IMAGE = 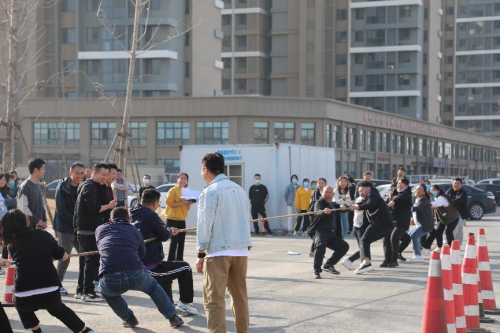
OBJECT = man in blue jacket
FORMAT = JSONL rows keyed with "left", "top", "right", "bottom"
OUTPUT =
{"left": 54, "top": 162, "right": 85, "bottom": 296}
{"left": 131, "top": 189, "right": 198, "bottom": 316}
{"left": 97, "top": 207, "right": 184, "bottom": 328}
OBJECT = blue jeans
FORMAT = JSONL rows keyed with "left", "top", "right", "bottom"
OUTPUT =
{"left": 340, "top": 212, "right": 349, "bottom": 239}
{"left": 408, "top": 226, "right": 428, "bottom": 256}
{"left": 99, "top": 269, "right": 176, "bottom": 321}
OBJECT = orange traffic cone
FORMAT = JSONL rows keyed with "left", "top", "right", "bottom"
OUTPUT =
{"left": 462, "top": 234, "right": 481, "bottom": 331}
{"left": 451, "top": 241, "right": 466, "bottom": 333}
{"left": 440, "top": 245, "right": 457, "bottom": 333}
{"left": 477, "top": 228, "right": 500, "bottom": 315}
{"left": 422, "top": 250, "right": 447, "bottom": 333}
{"left": 3, "top": 254, "right": 15, "bottom": 304}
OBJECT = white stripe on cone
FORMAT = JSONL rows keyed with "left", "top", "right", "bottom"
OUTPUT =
{"left": 478, "top": 236, "right": 487, "bottom": 247}
{"left": 464, "top": 245, "right": 476, "bottom": 259}
{"left": 429, "top": 259, "right": 441, "bottom": 277}
{"left": 442, "top": 258, "right": 452, "bottom": 270}
{"left": 482, "top": 290, "right": 496, "bottom": 300}
{"left": 478, "top": 261, "right": 491, "bottom": 271}
{"left": 4, "top": 285, "right": 13, "bottom": 293}
{"left": 455, "top": 316, "right": 466, "bottom": 329}
{"left": 464, "top": 305, "right": 480, "bottom": 316}
{"left": 447, "top": 323, "right": 456, "bottom": 333}
{"left": 452, "top": 283, "right": 463, "bottom": 295}
{"left": 444, "top": 288, "right": 455, "bottom": 301}
{"left": 462, "top": 273, "right": 477, "bottom": 285}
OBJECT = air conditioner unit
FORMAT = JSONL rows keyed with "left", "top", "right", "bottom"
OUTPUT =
{"left": 437, "top": 95, "right": 442, "bottom": 102}
{"left": 438, "top": 30, "right": 443, "bottom": 37}
{"left": 387, "top": 65, "right": 395, "bottom": 69}
{"left": 437, "top": 73, "right": 442, "bottom": 80}
{"left": 438, "top": 8, "right": 443, "bottom": 16}
{"left": 437, "top": 52, "right": 443, "bottom": 59}
{"left": 437, "top": 116, "right": 442, "bottom": 123}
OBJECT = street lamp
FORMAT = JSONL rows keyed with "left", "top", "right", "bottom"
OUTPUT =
{"left": 445, "top": 154, "right": 449, "bottom": 178}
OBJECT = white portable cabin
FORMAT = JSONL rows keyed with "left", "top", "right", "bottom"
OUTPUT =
{"left": 179, "top": 144, "right": 336, "bottom": 230}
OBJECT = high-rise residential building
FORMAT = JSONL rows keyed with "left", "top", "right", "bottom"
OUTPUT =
{"left": 270, "top": 0, "right": 443, "bottom": 123}
{"left": 447, "top": 0, "right": 500, "bottom": 136}
{"left": 30, "top": 0, "right": 223, "bottom": 99}
{"left": 221, "top": 0, "right": 271, "bottom": 95}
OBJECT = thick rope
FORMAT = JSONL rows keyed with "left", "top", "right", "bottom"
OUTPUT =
{"left": 68, "top": 209, "right": 343, "bottom": 258}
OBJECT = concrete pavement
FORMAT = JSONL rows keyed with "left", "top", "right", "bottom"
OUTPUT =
{"left": 2, "top": 212, "right": 500, "bottom": 332}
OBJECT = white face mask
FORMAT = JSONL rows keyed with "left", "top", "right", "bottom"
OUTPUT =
{"left": 143, "top": 179, "right": 150, "bottom": 185}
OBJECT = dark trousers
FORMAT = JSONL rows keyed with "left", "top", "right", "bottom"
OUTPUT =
{"left": 251, "top": 204, "right": 273, "bottom": 235}
{"left": 422, "top": 218, "right": 459, "bottom": 249}
{"left": 359, "top": 224, "right": 393, "bottom": 260}
{"left": 2, "top": 246, "right": 8, "bottom": 259}
{"left": 148, "top": 261, "right": 194, "bottom": 304}
{"left": 295, "top": 210, "right": 310, "bottom": 232}
{"left": 313, "top": 230, "right": 349, "bottom": 273}
{"left": 399, "top": 233, "right": 412, "bottom": 253}
{"left": 166, "top": 219, "right": 186, "bottom": 261}
{"left": 348, "top": 225, "right": 367, "bottom": 263}
{"left": 14, "top": 289, "right": 85, "bottom": 332}
{"left": 77, "top": 234, "right": 100, "bottom": 294}
{"left": 348, "top": 211, "right": 354, "bottom": 232}
{"left": 0, "top": 303, "right": 13, "bottom": 333}
{"left": 383, "top": 226, "right": 409, "bottom": 262}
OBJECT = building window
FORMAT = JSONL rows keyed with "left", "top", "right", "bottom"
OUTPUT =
{"left": 62, "top": 28, "right": 76, "bottom": 44}
{"left": 222, "top": 79, "right": 230, "bottom": 90}
{"left": 185, "top": 62, "right": 190, "bottom": 78}
{"left": 367, "top": 131, "right": 374, "bottom": 151}
{"left": 399, "top": 6, "right": 411, "bottom": 18}
{"left": 274, "top": 122, "right": 295, "bottom": 143}
{"left": 336, "top": 54, "right": 347, "bottom": 65}
{"left": 101, "top": 59, "right": 126, "bottom": 83}
{"left": 367, "top": 7, "right": 386, "bottom": 24}
{"left": 222, "top": 15, "right": 231, "bottom": 26}
{"left": 301, "top": 123, "right": 315, "bottom": 146}
{"left": 87, "top": 27, "right": 99, "bottom": 43}
{"left": 359, "top": 129, "right": 365, "bottom": 151}
{"left": 336, "top": 76, "right": 346, "bottom": 87}
{"left": 444, "top": 104, "right": 453, "bottom": 113}
{"left": 237, "top": 36, "right": 247, "bottom": 48}
{"left": 254, "top": 122, "right": 269, "bottom": 144}
{"left": 157, "top": 122, "right": 190, "bottom": 145}
{"left": 87, "top": 0, "right": 99, "bottom": 12}
{"left": 367, "top": 29, "right": 385, "bottom": 46}
{"left": 445, "top": 56, "right": 453, "bottom": 64}
{"left": 236, "top": 79, "right": 247, "bottom": 91}
{"left": 101, "top": 26, "right": 125, "bottom": 51}
{"left": 399, "top": 28, "right": 411, "bottom": 42}
{"left": 129, "top": 122, "right": 147, "bottom": 146}
{"left": 333, "top": 125, "right": 341, "bottom": 148}
{"left": 445, "top": 23, "right": 454, "bottom": 32}
{"left": 355, "top": 9, "right": 364, "bottom": 20}
{"left": 445, "top": 72, "right": 453, "bottom": 81}
{"left": 195, "top": 121, "right": 229, "bottom": 144}
{"left": 91, "top": 122, "right": 116, "bottom": 146}
{"left": 157, "top": 159, "right": 180, "bottom": 172}
{"left": 62, "top": 0, "right": 75, "bottom": 12}
{"left": 355, "top": 31, "right": 364, "bottom": 42}
{"left": 237, "top": 14, "right": 247, "bottom": 27}
{"left": 399, "top": 51, "right": 411, "bottom": 63}
{"left": 445, "top": 7, "right": 454, "bottom": 15}
{"left": 444, "top": 88, "right": 453, "bottom": 97}
{"left": 33, "top": 122, "right": 80, "bottom": 146}
{"left": 184, "top": 32, "right": 190, "bottom": 46}
{"left": 445, "top": 40, "right": 454, "bottom": 48}
{"left": 398, "top": 97, "right": 410, "bottom": 108}
{"left": 354, "top": 54, "right": 363, "bottom": 65}
{"left": 379, "top": 132, "right": 389, "bottom": 153}
{"left": 344, "top": 127, "right": 357, "bottom": 150}
{"left": 99, "top": 0, "right": 126, "bottom": 18}
{"left": 326, "top": 124, "right": 332, "bottom": 148}
{"left": 398, "top": 74, "right": 410, "bottom": 86}
{"left": 336, "top": 32, "right": 347, "bottom": 43}
{"left": 337, "top": 9, "right": 347, "bottom": 21}
{"left": 150, "top": 0, "right": 160, "bottom": 10}
{"left": 62, "top": 60, "right": 76, "bottom": 76}
{"left": 145, "top": 59, "right": 160, "bottom": 75}
{"left": 354, "top": 76, "right": 364, "bottom": 87}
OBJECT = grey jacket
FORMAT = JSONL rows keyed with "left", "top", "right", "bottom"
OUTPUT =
{"left": 284, "top": 183, "right": 298, "bottom": 206}
{"left": 197, "top": 174, "right": 253, "bottom": 254}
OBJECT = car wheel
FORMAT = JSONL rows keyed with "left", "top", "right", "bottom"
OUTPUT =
{"left": 468, "top": 203, "right": 484, "bottom": 220}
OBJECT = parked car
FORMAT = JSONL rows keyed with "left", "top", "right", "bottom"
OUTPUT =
{"left": 355, "top": 179, "right": 391, "bottom": 188}
{"left": 476, "top": 179, "right": 500, "bottom": 186}
{"left": 415, "top": 183, "right": 497, "bottom": 220}
{"left": 377, "top": 183, "right": 418, "bottom": 201}
{"left": 127, "top": 183, "right": 176, "bottom": 208}
{"left": 474, "top": 184, "right": 500, "bottom": 206}
{"left": 43, "top": 179, "right": 62, "bottom": 199}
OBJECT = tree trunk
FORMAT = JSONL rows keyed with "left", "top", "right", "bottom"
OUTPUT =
{"left": 3, "top": 0, "right": 18, "bottom": 171}
{"left": 116, "top": 0, "right": 142, "bottom": 171}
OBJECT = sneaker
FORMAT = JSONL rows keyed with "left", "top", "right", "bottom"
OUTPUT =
{"left": 74, "top": 292, "right": 83, "bottom": 299}
{"left": 380, "top": 260, "right": 390, "bottom": 267}
{"left": 322, "top": 265, "right": 340, "bottom": 275}
{"left": 397, "top": 254, "right": 407, "bottom": 262}
{"left": 169, "top": 315, "right": 184, "bottom": 327}
{"left": 341, "top": 258, "right": 355, "bottom": 270}
{"left": 175, "top": 302, "right": 199, "bottom": 316}
{"left": 84, "top": 327, "right": 95, "bottom": 333}
{"left": 313, "top": 272, "right": 321, "bottom": 279}
{"left": 82, "top": 292, "right": 104, "bottom": 302}
{"left": 355, "top": 263, "right": 374, "bottom": 274}
{"left": 293, "top": 231, "right": 298, "bottom": 236}
{"left": 123, "top": 314, "right": 139, "bottom": 328}
{"left": 422, "top": 249, "right": 430, "bottom": 257}
{"left": 409, "top": 255, "right": 424, "bottom": 263}
{"left": 93, "top": 280, "right": 100, "bottom": 289}
{"left": 60, "top": 287, "right": 69, "bottom": 296}
{"left": 266, "top": 233, "right": 274, "bottom": 237}
{"left": 387, "top": 261, "right": 399, "bottom": 268}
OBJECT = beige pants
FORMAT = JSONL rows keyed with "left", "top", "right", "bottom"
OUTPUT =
{"left": 204, "top": 256, "right": 249, "bottom": 333}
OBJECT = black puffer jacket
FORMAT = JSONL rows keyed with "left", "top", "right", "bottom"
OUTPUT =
{"left": 73, "top": 179, "right": 104, "bottom": 233}
{"left": 387, "top": 188, "right": 412, "bottom": 229}
{"left": 358, "top": 190, "right": 393, "bottom": 228}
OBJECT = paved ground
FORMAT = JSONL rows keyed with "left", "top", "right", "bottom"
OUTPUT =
{"left": 2, "top": 211, "right": 500, "bottom": 332}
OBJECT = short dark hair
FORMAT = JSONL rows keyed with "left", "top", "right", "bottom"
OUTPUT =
{"left": 28, "top": 158, "right": 45, "bottom": 174}
{"left": 93, "top": 163, "right": 110, "bottom": 173}
{"left": 142, "top": 189, "right": 161, "bottom": 205}
{"left": 348, "top": 177, "right": 355, "bottom": 183}
{"left": 70, "top": 162, "right": 85, "bottom": 171}
{"left": 116, "top": 169, "right": 122, "bottom": 173}
{"left": 291, "top": 174, "right": 298, "bottom": 182}
{"left": 107, "top": 163, "right": 118, "bottom": 171}
{"left": 143, "top": 174, "right": 151, "bottom": 179}
{"left": 111, "top": 207, "right": 129, "bottom": 221}
{"left": 398, "top": 167, "right": 406, "bottom": 172}
{"left": 399, "top": 178, "right": 410, "bottom": 186}
{"left": 254, "top": 174, "right": 261, "bottom": 178}
{"left": 358, "top": 181, "right": 372, "bottom": 188}
{"left": 363, "top": 172, "right": 372, "bottom": 176}
{"left": 318, "top": 177, "right": 327, "bottom": 184}
{"left": 201, "top": 152, "right": 225, "bottom": 175}
{"left": 303, "top": 178, "right": 310, "bottom": 183}
{"left": 453, "top": 178, "right": 463, "bottom": 184}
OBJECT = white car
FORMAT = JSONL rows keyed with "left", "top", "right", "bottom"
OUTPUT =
{"left": 127, "top": 183, "right": 177, "bottom": 208}
{"left": 476, "top": 178, "right": 500, "bottom": 186}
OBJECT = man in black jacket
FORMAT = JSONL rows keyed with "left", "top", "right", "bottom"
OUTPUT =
{"left": 390, "top": 167, "right": 407, "bottom": 189}
{"left": 350, "top": 181, "right": 393, "bottom": 274}
{"left": 447, "top": 178, "right": 468, "bottom": 245}
{"left": 249, "top": 174, "right": 273, "bottom": 236}
{"left": 307, "top": 186, "right": 349, "bottom": 279}
{"left": 73, "top": 163, "right": 116, "bottom": 302}
{"left": 382, "top": 178, "right": 412, "bottom": 268}
{"left": 54, "top": 162, "right": 85, "bottom": 296}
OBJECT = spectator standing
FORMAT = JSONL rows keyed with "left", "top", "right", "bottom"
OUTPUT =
{"left": 165, "top": 173, "right": 194, "bottom": 261}
{"left": 249, "top": 174, "right": 273, "bottom": 236}
{"left": 54, "top": 162, "right": 85, "bottom": 296}
{"left": 333, "top": 176, "right": 353, "bottom": 239}
{"left": 139, "top": 175, "right": 155, "bottom": 201}
{"left": 84, "top": 168, "right": 92, "bottom": 181}
{"left": 0, "top": 174, "right": 10, "bottom": 274}
{"left": 294, "top": 178, "right": 314, "bottom": 236}
{"left": 112, "top": 169, "right": 128, "bottom": 208}
{"left": 17, "top": 158, "right": 47, "bottom": 229}
{"left": 73, "top": 163, "right": 116, "bottom": 302}
{"left": 100, "top": 163, "right": 117, "bottom": 223}
{"left": 391, "top": 167, "right": 407, "bottom": 189}
{"left": 196, "top": 152, "right": 252, "bottom": 333}
{"left": 7, "top": 170, "right": 19, "bottom": 201}
{"left": 446, "top": 178, "right": 468, "bottom": 245}
{"left": 283, "top": 174, "right": 299, "bottom": 235}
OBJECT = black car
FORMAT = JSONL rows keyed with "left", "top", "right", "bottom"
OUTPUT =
{"left": 43, "top": 179, "right": 62, "bottom": 199}
{"left": 474, "top": 184, "right": 500, "bottom": 206}
{"left": 430, "top": 183, "right": 497, "bottom": 220}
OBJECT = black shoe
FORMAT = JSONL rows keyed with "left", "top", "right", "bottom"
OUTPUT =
{"left": 123, "top": 314, "right": 139, "bottom": 328}
{"left": 322, "top": 265, "right": 340, "bottom": 275}
{"left": 398, "top": 254, "right": 407, "bottom": 262}
{"left": 313, "top": 272, "right": 321, "bottom": 279}
{"left": 380, "top": 260, "right": 390, "bottom": 267}
{"left": 387, "top": 261, "right": 399, "bottom": 268}
{"left": 169, "top": 315, "right": 184, "bottom": 327}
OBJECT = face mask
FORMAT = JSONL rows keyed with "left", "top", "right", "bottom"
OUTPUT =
{"left": 304, "top": 182, "right": 310, "bottom": 188}
{"left": 292, "top": 179, "right": 298, "bottom": 184}
{"left": 425, "top": 185, "right": 431, "bottom": 192}
{"left": 311, "top": 185, "right": 317, "bottom": 190}
{"left": 143, "top": 179, "right": 150, "bottom": 185}
{"left": 255, "top": 179, "right": 261, "bottom": 185}
{"left": 430, "top": 191, "right": 437, "bottom": 197}
{"left": 9, "top": 181, "right": 15, "bottom": 188}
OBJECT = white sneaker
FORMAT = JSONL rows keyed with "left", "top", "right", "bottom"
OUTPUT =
{"left": 354, "top": 263, "right": 374, "bottom": 275}
{"left": 293, "top": 231, "right": 298, "bottom": 236}
{"left": 175, "top": 302, "right": 198, "bottom": 316}
{"left": 421, "top": 249, "right": 430, "bottom": 257}
{"left": 409, "top": 255, "right": 424, "bottom": 263}
{"left": 341, "top": 258, "right": 355, "bottom": 270}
